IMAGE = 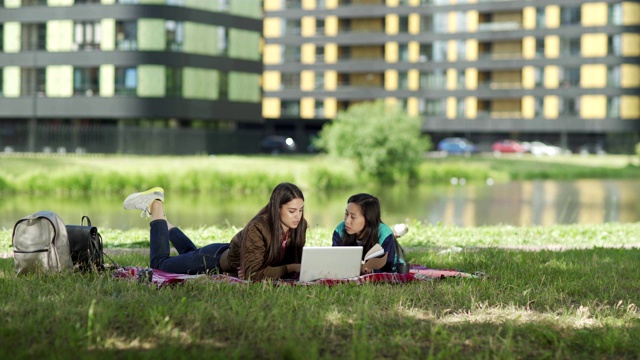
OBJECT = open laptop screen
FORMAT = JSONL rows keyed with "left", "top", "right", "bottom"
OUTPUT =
{"left": 298, "top": 246, "right": 363, "bottom": 282}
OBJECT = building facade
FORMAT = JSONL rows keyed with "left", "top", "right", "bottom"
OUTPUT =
{"left": 0, "top": 0, "right": 263, "bottom": 154}
{"left": 262, "top": 0, "right": 640, "bottom": 152}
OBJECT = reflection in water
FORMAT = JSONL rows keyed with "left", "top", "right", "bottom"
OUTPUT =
{"left": 0, "top": 180, "right": 638, "bottom": 230}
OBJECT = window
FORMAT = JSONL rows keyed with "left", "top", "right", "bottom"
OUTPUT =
{"left": 420, "top": 70, "right": 446, "bottom": 89}
{"left": 0, "top": 24, "right": 3, "bottom": 51}
{"left": 21, "top": 68, "right": 45, "bottom": 96}
{"left": 607, "top": 65, "right": 620, "bottom": 87}
{"left": 166, "top": 20, "right": 184, "bottom": 51}
{"left": 535, "top": 37, "right": 544, "bottom": 57}
{"left": 166, "top": 67, "right": 182, "bottom": 97}
{"left": 316, "top": 19, "right": 325, "bottom": 35}
{"left": 608, "top": 96, "right": 620, "bottom": 118}
{"left": 22, "top": 24, "right": 46, "bottom": 50}
{"left": 281, "top": 73, "right": 300, "bottom": 89}
{"left": 534, "top": 67, "right": 543, "bottom": 87}
{"left": 457, "top": 40, "right": 466, "bottom": 61}
{"left": 73, "top": 67, "right": 99, "bottom": 96}
{"left": 217, "top": 27, "right": 228, "bottom": 55}
{"left": 282, "top": 46, "right": 301, "bottom": 62}
{"left": 75, "top": 0, "right": 101, "bottom": 3}
{"left": 419, "top": 99, "right": 445, "bottom": 116}
{"left": 560, "top": 6, "right": 581, "bottom": 26}
{"left": 560, "top": 37, "right": 580, "bottom": 56}
{"left": 74, "top": 21, "right": 101, "bottom": 50}
{"left": 608, "top": 4, "right": 622, "bottom": 25}
{"left": 559, "top": 67, "right": 580, "bottom": 87}
{"left": 118, "top": 0, "right": 139, "bottom": 3}
{"left": 399, "top": 44, "right": 409, "bottom": 62}
{"left": 434, "top": 12, "right": 448, "bottom": 33}
{"left": 218, "top": 71, "right": 228, "bottom": 100}
{"left": 217, "top": 0, "right": 229, "bottom": 11}
{"left": 608, "top": 35, "right": 621, "bottom": 56}
{"left": 315, "top": 46, "right": 324, "bottom": 62}
{"left": 314, "top": 100, "right": 324, "bottom": 117}
{"left": 535, "top": 7, "right": 546, "bottom": 28}
{"left": 283, "top": 19, "right": 301, "bottom": 35}
{"left": 419, "top": 43, "right": 431, "bottom": 61}
{"left": 421, "top": 15, "right": 434, "bottom": 32}
{"left": 534, "top": 97, "right": 543, "bottom": 117}
{"left": 116, "top": 21, "right": 137, "bottom": 50}
{"left": 167, "top": 0, "right": 185, "bottom": 5}
{"left": 315, "top": 72, "right": 324, "bottom": 89}
{"left": 399, "top": 16, "right": 409, "bottom": 33}
{"left": 398, "top": 71, "right": 409, "bottom": 90}
{"left": 457, "top": 98, "right": 466, "bottom": 118}
{"left": 456, "top": 12, "right": 466, "bottom": 32}
{"left": 115, "top": 67, "right": 137, "bottom": 95}
{"left": 281, "top": 101, "right": 300, "bottom": 116}
{"left": 559, "top": 97, "right": 579, "bottom": 116}
{"left": 433, "top": 41, "right": 447, "bottom": 61}
{"left": 457, "top": 69, "right": 465, "bottom": 89}
{"left": 0, "top": 69, "right": 3, "bottom": 96}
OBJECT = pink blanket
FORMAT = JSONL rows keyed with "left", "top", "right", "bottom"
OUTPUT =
{"left": 114, "top": 265, "right": 480, "bottom": 288}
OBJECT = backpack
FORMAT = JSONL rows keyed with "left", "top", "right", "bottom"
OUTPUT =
{"left": 12, "top": 211, "right": 73, "bottom": 275}
{"left": 66, "top": 216, "right": 105, "bottom": 272}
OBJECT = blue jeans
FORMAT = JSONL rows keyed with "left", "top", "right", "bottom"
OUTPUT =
{"left": 150, "top": 219, "right": 229, "bottom": 274}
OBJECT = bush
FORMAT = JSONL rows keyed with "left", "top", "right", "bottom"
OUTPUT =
{"left": 316, "top": 100, "right": 430, "bottom": 184}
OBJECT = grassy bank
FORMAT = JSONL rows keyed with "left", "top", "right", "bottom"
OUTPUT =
{"left": 1, "top": 223, "right": 639, "bottom": 359}
{"left": 0, "top": 153, "right": 639, "bottom": 195}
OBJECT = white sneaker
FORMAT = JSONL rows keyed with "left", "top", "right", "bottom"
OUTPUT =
{"left": 393, "top": 223, "right": 409, "bottom": 238}
{"left": 123, "top": 187, "right": 165, "bottom": 218}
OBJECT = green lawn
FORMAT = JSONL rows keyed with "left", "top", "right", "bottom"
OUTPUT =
{"left": 1, "top": 223, "right": 639, "bottom": 359}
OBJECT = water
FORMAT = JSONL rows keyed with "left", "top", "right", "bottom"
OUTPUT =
{"left": 1, "top": 179, "right": 638, "bottom": 230}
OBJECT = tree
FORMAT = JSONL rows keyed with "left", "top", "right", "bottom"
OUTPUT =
{"left": 316, "top": 100, "right": 430, "bottom": 184}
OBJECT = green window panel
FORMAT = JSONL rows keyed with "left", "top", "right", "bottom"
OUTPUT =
{"left": 47, "top": 20, "right": 73, "bottom": 52}
{"left": 183, "top": 22, "right": 216, "bottom": 55}
{"left": 230, "top": 0, "right": 261, "bottom": 19}
{"left": 184, "top": 0, "right": 216, "bottom": 12}
{"left": 229, "top": 72, "right": 259, "bottom": 102}
{"left": 138, "top": 19, "right": 165, "bottom": 51}
{"left": 229, "top": 29, "right": 260, "bottom": 60}
{"left": 3, "top": 22, "right": 21, "bottom": 53}
{"left": 138, "top": 65, "right": 165, "bottom": 97}
{"left": 99, "top": 65, "right": 115, "bottom": 97}
{"left": 183, "top": 67, "right": 216, "bottom": 100}
{"left": 3, "top": 67, "right": 21, "bottom": 97}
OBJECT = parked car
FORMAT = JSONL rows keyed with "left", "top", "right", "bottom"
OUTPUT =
{"left": 492, "top": 139, "right": 526, "bottom": 154}
{"left": 260, "top": 136, "right": 297, "bottom": 154}
{"left": 437, "top": 137, "right": 478, "bottom": 155}
{"left": 524, "top": 141, "right": 563, "bottom": 156}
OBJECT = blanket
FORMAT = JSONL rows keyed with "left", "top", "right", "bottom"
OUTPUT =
{"left": 114, "top": 264, "right": 482, "bottom": 288}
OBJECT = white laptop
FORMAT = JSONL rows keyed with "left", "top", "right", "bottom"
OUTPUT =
{"left": 298, "top": 246, "right": 363, "bottom": 282}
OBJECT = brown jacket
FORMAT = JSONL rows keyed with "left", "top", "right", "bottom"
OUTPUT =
{"left": 227, "top": 215, "right": 307, "bottom": 281}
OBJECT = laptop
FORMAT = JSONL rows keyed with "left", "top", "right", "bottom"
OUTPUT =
{"left": 298, "top": 246, "right": 363, "bottom": 282}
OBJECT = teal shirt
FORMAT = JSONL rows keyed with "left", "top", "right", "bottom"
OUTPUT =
{"left": 332, "top": 221, "right": 404, "bottom": 272}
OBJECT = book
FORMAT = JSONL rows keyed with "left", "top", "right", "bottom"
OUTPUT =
{"left": 362, "top": 244, "right": 385, "bottom": 263}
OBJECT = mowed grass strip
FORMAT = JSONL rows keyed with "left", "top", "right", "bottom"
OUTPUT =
{"left": 0, "top": 223, "right": 639, "bottom": 359}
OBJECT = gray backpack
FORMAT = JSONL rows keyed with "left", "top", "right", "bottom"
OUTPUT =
{"left": 12, "top": 211, "right": 73, "bottom": 275}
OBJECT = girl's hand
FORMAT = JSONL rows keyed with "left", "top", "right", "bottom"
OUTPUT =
{"left": 361, "top": 264, "right": 372, "bottom": 275}
{"left": 286, "top": 264, "right": 301, "bottom": 273}
{"left": 237, "top": 267, "right": 244, "bottom": 280}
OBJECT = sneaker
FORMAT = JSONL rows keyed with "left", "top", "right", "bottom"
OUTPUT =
{"left": 393, "top": 223, "right": 409, "bottom": 238}
{"left": 123, "top": 187, "right": 165, "bottom": 218}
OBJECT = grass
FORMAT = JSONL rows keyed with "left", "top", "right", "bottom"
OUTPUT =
{"left": 0, "top": 153, "right": 639, "bottom": 195}
{"left": 1, "top": 223, "right": 639, "bottom": 359}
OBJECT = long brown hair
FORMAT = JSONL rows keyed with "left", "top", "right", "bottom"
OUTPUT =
{"left": 339, "top": 193, "right": 381, "bottom": 255}
{"left": 253, "top": 182, "right": 306, "bottom": 264}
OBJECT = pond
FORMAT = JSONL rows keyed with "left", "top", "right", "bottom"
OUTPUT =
{"left": 1, "top": 179, "right": 638, "bottom": 231}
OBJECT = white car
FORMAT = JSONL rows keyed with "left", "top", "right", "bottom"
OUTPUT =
{"left": 526, "top": 141, "right": 563, "bottom": 156}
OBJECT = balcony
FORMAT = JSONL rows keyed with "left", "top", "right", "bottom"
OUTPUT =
{"left": 477, "top": 22, "right": 521, "bottom": 32}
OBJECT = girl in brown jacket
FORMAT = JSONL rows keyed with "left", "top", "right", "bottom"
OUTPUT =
{"left": 123, "top": 182, "right": 307, "bottom": 281}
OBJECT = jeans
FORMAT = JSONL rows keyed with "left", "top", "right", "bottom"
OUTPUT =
{"left": 150, "top": 219, "right": 229, "bottom": 274}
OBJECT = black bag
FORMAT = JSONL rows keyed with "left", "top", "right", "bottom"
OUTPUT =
{"left": 66, "top": 216, "right": 104, "bottom": 271}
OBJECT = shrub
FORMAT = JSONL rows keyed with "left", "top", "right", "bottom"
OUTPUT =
{"left": 316, "top": 100, "right": 430, "bottom": 184}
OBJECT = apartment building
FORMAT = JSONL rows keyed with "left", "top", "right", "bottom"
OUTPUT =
{"left": 262, "top": 0, "right": 640, "bottom": 152}
{"left": 0, "top": 0, "right": 262, "bottom": 154}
